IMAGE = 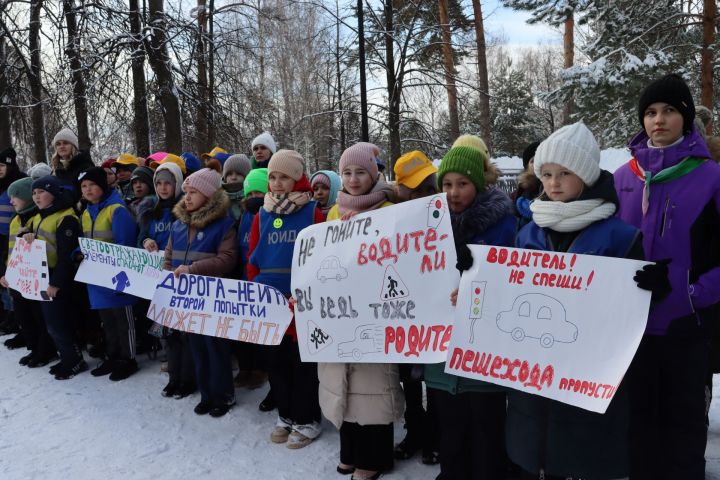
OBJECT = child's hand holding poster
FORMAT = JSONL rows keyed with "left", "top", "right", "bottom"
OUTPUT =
{"left": 291, "top": 194, "right": 458, "bottom": 363}
{"left": 445, "top": 245, "right": 651, "bottom": 413}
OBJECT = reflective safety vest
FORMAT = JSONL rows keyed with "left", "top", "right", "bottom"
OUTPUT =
{"left": 0, "top": 191, "right": 15, "bottom": 237}
{"left": 7, "top": 214, "right": 23, "bottom": 263}
{"left": 32, "top": 208, "right": 79, "bottom": 268}
{"left": 81, "top": 204, "right": 123, "bottom": 243}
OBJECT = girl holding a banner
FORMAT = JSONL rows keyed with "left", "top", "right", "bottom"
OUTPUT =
{"left": 424, "top": 142, "right": 517, "bottom": 480}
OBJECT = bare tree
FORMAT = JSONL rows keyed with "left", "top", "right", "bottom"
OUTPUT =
{"left": 700, "top": 0, "right": 716, "bottom": 119}
{"left": 29, "top": 0, "right": 47, "bottom": 162}
{"left": 62, "top": 0, "right": 91, "bottom": 149}
{"left": 471, "top": 0, "right": 491, "bottom": 150}
{"left": 0, "top": 39, "right": 11, "bottom": 147}
{"left": 129, "top": 0, "right": 150, "bottom": 156}
{"left": 437, "top": 0, "right": 459, "bottom": 139}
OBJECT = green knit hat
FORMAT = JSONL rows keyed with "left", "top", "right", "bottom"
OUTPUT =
{"left": 8, "top": 177, "right": 34, "bottom": 209}
{"left": 437, "top": 146, "right": 486, "bottom": 192}
{"left": 243, "top": 167, "right": 269, "bottom": 196}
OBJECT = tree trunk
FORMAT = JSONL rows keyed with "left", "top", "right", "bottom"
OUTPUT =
{"left": 129, "top": 0, "right": 150, "bottom": 157}
{"left": 62, "top": 0, "right": 91, "bottom": 150}
{"left": 438, "top": 0, "right": 459, "bottom": 141}
{"left": 194, "top": 0, "right": 209, "bottom": 154}
{"left": 384, "top": 0, "right": 401, "bottom": 176}
{"left": 145, "top": 0, "right": 182, "bottom": 153}
{"left": 207, "top": 0, "right": 216, "bottom": 148}
{"left": 0, "top": 40, "right": 11, "bottom": 148}
{"left": 358, "top": 0, "right": 369, "bottom": 142}
{"left": 562, "top": 11, "right": 574, "bottom": 126}
{"left": 29, "top": 0, "right": 47, "bottom": 163}
{"left": 336, "top": 0, "right": 346, "bottom": 151}
{"left": 701, "top": 0, "right": 716, "bottom": 133}
{"left": 471, "top": 0, "right": 491, "bottom": 150}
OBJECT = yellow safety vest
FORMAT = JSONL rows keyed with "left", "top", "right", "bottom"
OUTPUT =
{"left": 32, "top": 208, "right": 79, "bottom": 268}
{"left": 7, "top": 214, "right": 22, "bottom": 263}
{"left": 81, "top": 204, "right": 123, "bottom": 244}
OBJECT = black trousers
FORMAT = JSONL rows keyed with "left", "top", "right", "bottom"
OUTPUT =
{"left": 98, "top": 306, "right": 136, "bottom": 361}
{"left": 268, "top": 334, "right": 320, "bottom": 425}
{"left": 167, "top": 332, "right": 196, "bottom": 387}
{"left": 430, "top": 388, "right": 507, "bottom": 480}
{"left": 627, "top": 319, "right": 710, "bottom": 480}
{"left": 188, "top": 333, "right": 234, "bottom": 405}
{"left": 40, "top": 288, "right": 82, "bottom": 365}
{"left": 233, "top": 340, "right": 269, "bottom": 371}
{"left": 13, "top": 291, "right": 55, "bottom": 359}
{"left": 340, "top": 421, "right": 394, "bottom": 472}
{"left": 399, "top": 364, "right": 439, "bottom": 451}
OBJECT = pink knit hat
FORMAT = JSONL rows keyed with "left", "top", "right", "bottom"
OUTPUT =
{"left": 311, "top": 172, "right": 330, "bottom": 188}
{"left": 182, "top": 167, "right": 221, "bottom": 198}
{"left": 339, "top": 142, "right": 380, "bottom": 178}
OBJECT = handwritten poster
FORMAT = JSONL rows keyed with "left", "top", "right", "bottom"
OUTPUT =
{"left": 291, "top": 194, "right": 458, "bottom": 363}
{"left": 75, "top": 238, "right": 165, "bottom": 299}
{"left": 5, "top": 238, "right": 51, "bottom": 301}
{"left": 445, "top": 245, "right": 651, "bottom": 413}
{"left": 147, "top": 272, "right": 293, "bottom": 345}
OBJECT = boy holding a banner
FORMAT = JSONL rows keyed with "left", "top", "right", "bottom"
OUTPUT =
{"left": 247, "top": 150, "right": 324, "bottom": 448}
{"left": 78, "top": 167, "right": 139, "bottom": 381}
{"left": 0, "top": 177, "right": 56, "bottom": 367}
{"left": 507, "top": 122, "right": 646, "bottom": 480}
{"left": 25, "top": 176, "right": 85, "bottom": 379}
{"left": 164, "top": 168, "right": 237, "bottom": 417}
{"left": 424, "top": 143, "right": 516, "bottom": 480}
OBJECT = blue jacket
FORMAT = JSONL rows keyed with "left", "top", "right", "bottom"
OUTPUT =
{"left": 83, "top": 189, "right": 138, "bottom": 309}
{"left": 237, "top": 210, "right": 255, "bottom": 280}
{"left": 139, "top": 203, "right": 175, "bottom": 251}
{"left": 249, "top": 201, "right": 316, "bottom": 295}
{"left": 169, "top": 215, "right": 235, "bottom": 269}
{"left": 0, "top": 191, "right": 14, "bottom": 237}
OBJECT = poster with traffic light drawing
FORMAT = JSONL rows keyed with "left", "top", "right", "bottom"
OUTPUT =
{"left": 446, "top": 244, "right": 651, "bottom": 413}
{"left": 291, "top": 194, "right": 458, "bottom": 363}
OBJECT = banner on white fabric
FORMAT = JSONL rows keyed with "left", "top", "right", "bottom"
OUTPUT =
{"left": 445, "top": 245, "right": 651, "bottom": 413}
{"left": 75, "top": 237, "right": 165, "bottom": 299}
{"left": 6, "top": 238, "right": 52, "bottom": 301}
{"left": 147, "top": 272, "right": 293, "bottom": 345}
{"left": 291, "top": 194, "right": 458, "bottom": 363}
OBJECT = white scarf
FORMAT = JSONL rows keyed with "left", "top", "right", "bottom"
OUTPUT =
{"left": 530, "top": 198, "right": 616, "bottom": 232}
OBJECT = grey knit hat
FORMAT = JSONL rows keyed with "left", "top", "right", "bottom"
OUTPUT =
{"left": 222, "top": 154, "right": 252, "bottom": 180}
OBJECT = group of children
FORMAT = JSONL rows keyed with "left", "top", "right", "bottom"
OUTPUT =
{"left": 0, "top": 74, "right": 718, "bottom": 480}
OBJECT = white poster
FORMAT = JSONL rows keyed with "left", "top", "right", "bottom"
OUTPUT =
{"left": 147, "top": 272, "right": 293, "bottom": 345}
{"left": 6, "top": 238, "right": 51, "bottom": 301}
{"left": 75, "top": 237, "right": 165, "bottom": 299}
{"left": 291, "top": 194, "right": 458, "bottom": 363}
{"left": 445, "top": 245, "right": 651, "bottom": 413}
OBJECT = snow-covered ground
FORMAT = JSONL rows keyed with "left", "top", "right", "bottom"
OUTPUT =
{"left": 0, "top": 345, "right": 718, "bottom": 479}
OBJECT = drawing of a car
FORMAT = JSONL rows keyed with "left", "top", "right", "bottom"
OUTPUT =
{"left": 338, "top": 324, "right": 384, "bottom": 360}
{"left": 317, "top": 256, "right": 348, "bottom": 283}
{"left": 496, "top": 293, "right": 578, "bottom": 348}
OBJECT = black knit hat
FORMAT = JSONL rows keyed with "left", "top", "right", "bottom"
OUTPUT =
{"left": 638, "top": 74, "right": 695, "bottom": 133}
{"left": 522, "top": 141, "right": 541, "bottom": 170}
{"left": 77, "top": 166, "right": 109, "bottom": 194}
{"left": 32, "top": 175, "right": 65, "bottom": 200}
{"left": 130, "top": 166, "right": 155, "bottom": 193}
{"left": 0, "top": 147, "right": 17, "bottom": 168}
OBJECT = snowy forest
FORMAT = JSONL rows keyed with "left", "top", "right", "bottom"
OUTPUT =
{"left": 0, "top": 0, "right": 717, "bottom": 174}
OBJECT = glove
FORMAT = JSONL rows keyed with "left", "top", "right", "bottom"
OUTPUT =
{"left": 72, "top": 251, "right": 85, "bottom": 264}
{"left": 634, "top": 258, "right": 671, "bottom": 303}
{"left": 455, "top": 243, "right": 473, "bottom": 272}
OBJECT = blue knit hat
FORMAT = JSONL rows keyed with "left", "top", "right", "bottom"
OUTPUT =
{"left": 32, "top": 175, "right": 65, "bottom": 199}
{"left": 181, "top": 152, "right": 202, "bottom": 175}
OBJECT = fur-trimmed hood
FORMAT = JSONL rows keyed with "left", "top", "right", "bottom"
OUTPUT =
{"left": 173, "top": 189, "right": 230, "bottom": 230}
{"left": 451, "top": 186, "right": 514, "bottom": 244}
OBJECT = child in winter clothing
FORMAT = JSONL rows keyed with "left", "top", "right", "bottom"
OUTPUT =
{"left": 319, "top": 142, "right": 402, "bottom": 480}
{"left": 507, "top": 122, "right": 644, "bottom": 480}
{"left": 222, "top": 154, "right": 252, "bottom": 221}
{"left": 233, "top": 167, "right": 269, "bottom": 392}
{"left": 112, "top": 154, "right": 140, "bottom": 200}
{"left": 247, "top": 150, "right": 324, "bottom": 448}
{"left": 310, "top": 170, "right": 341, "bottom": 216}
{"left": 164, "top": 168, "right": 237, "bottom": 417}
{"left": 452, "top": 134, "right": 499, "bottom": 186}
{"left": 127, "top": 166, "right": 156, "bottom": 219}
{"left": 78, "top": 167, "right": 139, "bottom": 381}
{"left": 0, "top": 178, "right": 55, "bottom": 367}
{"left": 424, "top": 144, "right": 517, "bottom": 480}
{"left": 393, "top": 150, "right": 438, "bottom": 202}
{"left": 614, "top": 74, "right": 720, "bottom": 480}
{"left": 27, "top": 176, "right": 86, "bottom": 380}
{"left": 250, "top": 132, "right": 276, "bottom": 169}
{"left": 513, "top": 141, "right": 543, "bottom": 228}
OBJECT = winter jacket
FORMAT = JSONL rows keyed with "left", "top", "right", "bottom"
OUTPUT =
{"left": 507, "top": 172, "right": 642, "bottom": 479}
{"left": 318, "top": 201, "right": 405, "bottom": 429}
{"left": 81, "top": 189, "right": 138, "bottom": 309}
{"left": 223, "top": 184, "right": 244, "bottom": 222}
{"left": 0, "top": 167, "right": 27, "bottom": 237}
{"left": 31, "top": 198, "right": 81, "bottom": 288}
{"left": 615, "top": 127, "right": 720, "bottom": 335}
{"left": 127, "top": 194, "right": 156, "bottom": 221}
{"left": 137, "top": 197, "right": 178, "bottom": 250}
{"left": 237, "top": 197, "right": 263, "bottom": 280}
{"left": 163, "top": 190, "right": 237, "bottom": 278}
{"left": 53, "top": 151, "right": 94, "bottom": 203}
{"left": 310, "top": 170, "right": 342, "bottom": 215}
{"left": 424, "top": 188, "right": 517, "bottom": 395}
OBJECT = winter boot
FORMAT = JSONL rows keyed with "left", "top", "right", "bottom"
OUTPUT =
{"left": 91, "top": 359, "right": 115, "bottom": 377}
{"left": 54, "top": 360, "right": 88, "bottom": 380}
{"left": 109, "top": 359, "right": 138, "bottom": 381}
{"left": 4, "top": 333, "right": 26, "bottom": 350}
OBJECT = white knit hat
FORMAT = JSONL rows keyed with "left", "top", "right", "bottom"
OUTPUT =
{"left": 52, "top": 128, "right": 79, "bottom": 150}
{"left": 28, "top": 162, "right": 53, "bottom": 180}
{"left": 251, "top": 132, "right": 277, "bottom": 154}
{"left": 533, "top": 122, "right": 601, "bottom": 186}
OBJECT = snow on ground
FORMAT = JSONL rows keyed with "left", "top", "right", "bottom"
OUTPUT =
{"left": 0, "top": 344, "right": 718, "bottom": 479}
{"left": 0, "top": 347, "right": 438, "bottom": 480}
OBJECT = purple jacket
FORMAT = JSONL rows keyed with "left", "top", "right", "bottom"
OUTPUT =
{"left": 615, "top": 128, "right": 720, "bottom": 335}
